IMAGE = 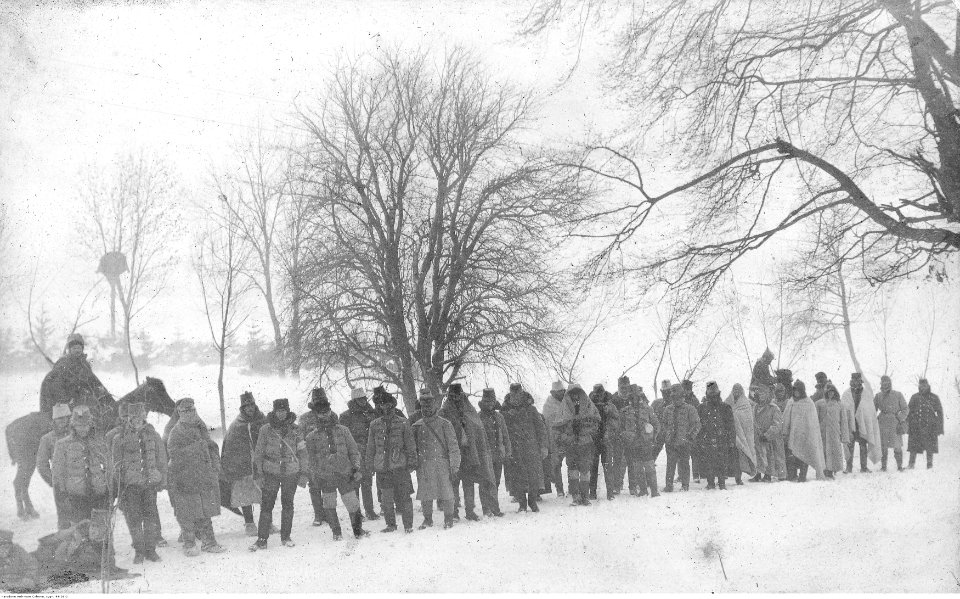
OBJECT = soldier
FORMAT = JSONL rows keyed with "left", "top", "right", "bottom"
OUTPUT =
{"left": 40, "top": 334, "right": 110, "bottom": 419}
{"left": 841, "top": 372, "right": 880, "bottom": 473}
{"left": 340, "top": 388, "right": 380, "bottom": 521}
{"left": 412, "top": 389, "right": 461, "bottom": 529}
{"left": 588, "top": 384, "right": 621, "bottom": 500}
{"left": 220, "top": 391, "right": 268, "bottom": 535}
{"left": 166, "top": 398, "right": 227, "bottom": 556}
{"left": 658, "top": 384, "right": 700, "bottom": 492}
{"left": 440, "top": 383, "right": 495, "bottom": 522}
{"left": 620, "top": 386, "right": 660, "bottom": 497}
{"left": 477, "top": 388, "right": 509, "bottom": 517}
{"left": 301, "top": 388, "right": 333, "bottom": 527}
{"left": 696, "top": 382, "right": 735, "bottom": 490}
{"left": 365, "top": 391, "right": 417, "bottom": 533}
{"left": 250, "top": 398, "right": 308, "bottom": 550}
{"left": 304, "top": 394, "right": 368, "bottom": 540}
{"left": 0, "top": 530, "right": 40, "bottom": 593}
{"left": 109, "top": 402, "right": 165, "bottom": 563}
{"left": 907, "top": 378, "right": 944, "bottom": 469}
{"left": 541, "top": 381, "right": 566, "bottom": 498}
{"left": 52, "top": 405, "right": 108, "bottom": 524}
{"left": 501, "top": 383, "right": 547, "bottom": 513}
{"left": 751, "top": 385, "right": 783, "bottom": 483}
{"left": 36, "top": 403, "right": 73, "bottom": 529}
{"left": 874, "top": 375, "right": 909, "bottom": 471}
{"left": 553, "top": 383, "right": 601, "bottom": 506}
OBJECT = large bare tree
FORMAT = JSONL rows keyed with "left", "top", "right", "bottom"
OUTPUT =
{"left": 216, "top": 130, "right": 289, "bottom": 374}
{"left": 526, "top": 1, "right": 960, "bottom": 303}
{"left": 195, "top": 195, "right": 252, "bottom": 433}
{"left": 294, "top": 48, "right": 586, "bottom": 414}
{"left": 79, "top": 152, "right": 179, "bottom": 384}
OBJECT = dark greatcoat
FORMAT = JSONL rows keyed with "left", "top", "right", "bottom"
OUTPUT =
{"left": 500, "top": 391, "right": 546, "bottom": 495}
{"left": 440, "top": 393, "right": 495, "bottom": 484}
{"left": 907, "top": 391, "right": 944, "bottom": 454}
{"left": 220, "top": 407, "right": 267, "bottom": 482}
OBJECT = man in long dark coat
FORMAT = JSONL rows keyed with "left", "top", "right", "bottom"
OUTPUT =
{"left": 440, "top": 384, "right": 495, "bottom": 522}
{"left": 907, "top": 378, "right": 944, "bottom": 469}
{"left": 501, "top": 383, "right": 547, "bottom": 512}
{"left": 40, "top": 334, "right": 111, "bottom": 426}
{"left": 696, "top": 382, "right": 736, "bottom": 490}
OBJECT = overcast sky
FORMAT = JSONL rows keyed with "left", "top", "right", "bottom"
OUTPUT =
{"left": 2, "top": 0, "right": 957, "bottom": 394}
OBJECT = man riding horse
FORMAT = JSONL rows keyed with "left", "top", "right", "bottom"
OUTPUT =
{"left": 39, "top": 334, "right": 112, "bottom": 429}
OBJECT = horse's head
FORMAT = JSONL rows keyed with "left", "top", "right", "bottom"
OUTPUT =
{"left": 144, "top": 377, "right": 177, "bottom": 416}
{"left": 119, "top": 378, "right": 177, "bottom": 417}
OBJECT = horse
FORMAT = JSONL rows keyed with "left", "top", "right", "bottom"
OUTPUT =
{"left": 5, "top": 376, "right": 177, "bottom": 520}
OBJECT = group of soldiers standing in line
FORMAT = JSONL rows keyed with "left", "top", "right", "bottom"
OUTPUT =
{"left": 7, "top": 336, "right": 947, "bottom": 584}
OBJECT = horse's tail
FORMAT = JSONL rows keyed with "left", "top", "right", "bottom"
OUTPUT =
{"left": 5, "top": 419, "right": 19, "bottom": 466}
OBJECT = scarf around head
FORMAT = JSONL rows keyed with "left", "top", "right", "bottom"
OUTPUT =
{"left": 725, "top": 383, "right": 757, "bottom": 469}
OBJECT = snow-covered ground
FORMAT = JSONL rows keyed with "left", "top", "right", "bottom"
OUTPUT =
{"left": 1, "top": 366, "right": 957, "bottom": 593}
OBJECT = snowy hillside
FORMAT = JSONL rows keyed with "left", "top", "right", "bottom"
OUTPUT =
{"left": 1, "top": 367, "right": 957, "bottom": 593}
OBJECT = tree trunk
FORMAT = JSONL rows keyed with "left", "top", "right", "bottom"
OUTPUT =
{"left": 109, "top": 282, "right": 117, "bottom": 340}
{"left": 218, "top": 344, "right": 226, "bottom": 434}
{"left": 837, "top": 266, "right": 862, "bottom": 374}
{"left": 124, "top": 320, "right": 140, "bottom": 386}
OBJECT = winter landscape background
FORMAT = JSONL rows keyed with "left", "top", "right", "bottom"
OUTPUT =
{"left": 2, "top": 0, "right": 960, "bottom": 593}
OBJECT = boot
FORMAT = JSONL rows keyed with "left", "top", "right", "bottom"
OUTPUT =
{"left": 580, "top": 482, "right": 592, "bottom": 506}
{"left": 184, "top": 543, "right": 201, "bottom": 557}
{"left": 327, "top": 508, "right": 343, "bottom": 540}
{"left": 529, "top": 493, "right": 539, "bottom": 513}
{"left": 351, "top": 511, "right": 369, "bottom": 538}
{"left": 133, "top": 552, "right": 144, "bottom": 564}
{"left": 245, "top": 522, "right": 258, "bottom": 536}
{"left": 518, "top": 493, "right": 528, "bottom": 512}
{"left": 735, "top": 475, "right": 743, "bottom": 486}
{"left": 144, "top": 549, "right": 161, "bottom": 562}
{"left": 749, "top": 474, "right": 762, "bottom": 482}
{"left": 281, "top": 538, "right": 296, "bottom": 547}
{"left": 248, "top": 538, "right": 267, "bottom": 552}
{"left": 443, "top": 513, "right": 454, "bottom": 529}
{"left": 312, "top": 509, "right": 326, "bottom": 527}
{"left": 881, "top": 450, "right": 888, "bottom": 472}
{"left": 718, "top": 479, "right": 727, "bottom": 490}
{"left": 908, "top": 452, "right": 917, "bottom": 469}
{"left": 762, "top": 474, "right": 772, "bottom": 482}
{"left": 568, "top": 481, "right": 581, "bottom": 506}
{"left": 895, "top": 450, "right": 904, "bottom": 471}
{"left": 465, "top": 510, "right": 480, "bottom": 521}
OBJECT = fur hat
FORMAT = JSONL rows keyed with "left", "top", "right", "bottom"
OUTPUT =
{"left": 669, "top": 383, "right": 685, "bottom": 398}
{"left": 815, "top": 372, "right": 828, "bottom": 384}
{"left": 309, "top": 388, "right": 329, "bottom": 410}
{"left": 660, "top": 379, "right": 671, "bottom": 390}
{"left": 681, "top": 379, "right": 693, "bottom": 391}
{"left": 448, "top": 383, "right": 463, "bottom": 396}
{"left": 71, "top": 404, "right": 93, "bottom": 426}
{"left": 567, "top": 382, "right": 582, "bottom": 392}
{"left": 127, "top": 402, "right": 146, "bottom": 419}
{"left": 378, "top": 391, "right": 398, "bottom": 407}
{"left": 240, "top": 391, "right": 255, "bottom": 407}
{"left": 793, "top": 380, "right": 807, "bottom": 397}
{"left": 418, "top": 388, "right": 435, "bottom": 404}
{"left": 52, "top": 403, "right": 71, "bottom": 420}
{"left": 761, "top": 347, "right": 774, "bottom": 361}
{"left": 176, "top": 397, "right": 196, "bottom": 412}
{"left": 509, "top": 382, "right": 523, "bottom": 393}
{"left": 66, "top": 333, "right": 84, "bottom": 349}
{"left": 851, "top": 372, "right": 863, "bottom": 381}
{"left": 618, "top": 375, "right": 630, "bottom": 387}
{"left": 551, "top": 380, "right": 564, "bottom": 392}
{"left": 706, "top": 381, "right": 720, "bottom": 395}
{"left": 273, "top": 398, "right": 290, "bottom": 412}
{"left": 482, "top": 388, "right": 496, "bottom": 400}
{"left": 592, "top": 383, "right": 605, "bottom": 394}
{"left": 351, "top": 388, "right": 367, "bottom": 401}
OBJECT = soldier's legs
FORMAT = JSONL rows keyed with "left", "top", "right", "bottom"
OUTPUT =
{"left": 53, "top": 487, "right": 71, "bottom": 530}
{"left": 894, "top": 449, "right": 904, "bottom": 470}
{"left": 676, "top": 446, "right": 691, "bottom": 489}
{"left": 664, "top": 446, "right": 678, "bottom": 490}
{"left": 601, "top": 445, "right": 617, "bottom": 496}
{"left": 613, "top": 441, "right": 626, "bottom": 491}
{"left": 552, "top": 455, "right": 565, "bottom": 495}
{"left": 420, "top": 500, "right": 434, "bottom": 526}
{"left": 241, "top": 505, "right": 255, "bottom": 524}
{"left": 141, "top": 488, "right": 160, "bottom": 551}
{"left": 462, "top": 476, "right": 478, "bottom": 517}
{"left": 380, "top": 485, "right": 397, "bottom": 528}
{"left": 927, "top": 451, "right": 934, "bottom": 469}
{"left": 121, "top": 486, "right": 146, "bottom": 553}
{"left": 641, "top": 459, "right": 659, "bottom": 497}
{"left": 257, "top": 475, "right": 281, "bottom": 541}
{"left": 858, "top": 438, "right": 869, "bottom": 471}
{"left": 308, "top": 479, "right": 325, "bottom": 523}
{"left": 588, "top": 441, "right": 602, "bottom": 497}
{"left": 360, "top": 474, "right": 378, "bottom": 519}
{"left": 278, "top": 475, "right": 297, "bottom": 541}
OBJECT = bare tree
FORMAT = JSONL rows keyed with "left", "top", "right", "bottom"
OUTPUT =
{"left": 79, "top": 152, "right": 180, "bottom": 384}
{"left": 527, "top": 1, "right": 960, "bottom": 307}
{"left": 780, "top": 208, "right": 879, "bottom": 373}
{"left": 216, "top": 130, "right": 289, "bottom": 375}
{"left": 871, "top": 286, "right": 897, "bottom": 377}
{"left": 294, "top": 48, "right": 585, "bottom": 414}
{"left": 195, "top": 195, "right": 252, "bottom": 433}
